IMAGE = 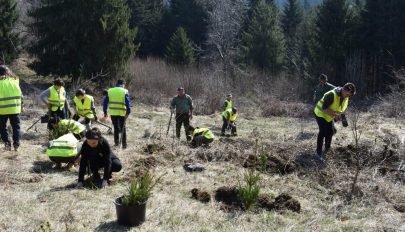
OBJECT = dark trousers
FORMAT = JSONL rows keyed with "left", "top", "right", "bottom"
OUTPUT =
{"left": 51, "top": 108, "right": 67, "bottom": 119}
{"left": 221, "top": 117, "right": 237, "bottom": 134}
{"left": 111, "top": 116, "right": 126, "bottom": 147}
{"left": 176, "top": 113, "right": 191, "bottom": 141}
{"left": 72, "top": 114, "right": 91, "bottom": 124}
{"left": 0, "top": 114, "right": 21, "bottom": 147}
{"left": 192, "top": 136, "right": 214, "bottom": 147}
{"left": 315, "top": 115, "right": 333, "bottom": 155}
{"left": 48, "top": 108, "right": 67, "bottom": 129}
{"left": 90, "top": 154, "right": 122, "bottom": 181}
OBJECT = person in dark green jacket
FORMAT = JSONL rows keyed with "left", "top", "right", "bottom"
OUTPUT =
{"left": 170, "top": 87, "right": 193, "bottom": 141}
{"left": 313, "top": 74, "right": 335, "bottom": 103}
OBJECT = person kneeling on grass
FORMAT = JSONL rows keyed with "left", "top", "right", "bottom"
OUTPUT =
{"left": 48, "top": 116, "right": 86, "bottom": 140}
{"left": 47, "top": 133, "right": 80, "bottom": 169}
{"left": 76, "top": 128, "right": 122, "bottom": 189}
{"left": 187, "top": 126, "right": 215, "bottom": 147}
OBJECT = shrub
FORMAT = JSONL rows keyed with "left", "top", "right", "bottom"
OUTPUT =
{"left": 121, "top": 170, "right": 163, "bottom": 206}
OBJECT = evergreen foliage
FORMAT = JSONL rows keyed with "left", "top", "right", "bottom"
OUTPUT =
{"left": 165, "top": 27, "right": 195, "bottom": 66}
{"left": 27, "top": 0, "right": 137, "bottom": 80}
{"left": 312, "top": 0, "right": 355, "bottom": 84}
{"left": 0, "top": 0, "right": 20, "bottom": 64}
{"left": 240, "top": 0, "right": 285, "bottom": 73}
{"left": 282, "top": 0, "right": 303, "bottom": 73}
{"left": 127, "top": 0, "right": 163, "bottom": 57}
{"left": 168, "top": 0, "right": 211, "bottom": 48}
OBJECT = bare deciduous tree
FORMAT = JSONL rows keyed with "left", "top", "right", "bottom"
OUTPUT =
{"left": 204, "top": 0, "right": 246, "bottom": 87}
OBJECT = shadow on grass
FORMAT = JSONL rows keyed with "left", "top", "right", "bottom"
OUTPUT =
{"left": 295, "top": 153, "right": 326, "bottom": 170}
{"left": 30, "top": 160, "right": 77, "bottom": 176}
{"left": 95, "top": 220, "right": 130, "bottom": 232}
{"left": 49, "top": 176, "right": 104, "bottom": 192}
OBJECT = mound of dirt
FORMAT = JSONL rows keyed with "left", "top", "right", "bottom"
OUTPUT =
{"left": 257, "top": 193, "right": 301, "bottom": 213}
{"left": 144, "top": 143, "right": 165, "bottom": 154}
{"left": 191, "top": 188, "right": 211, "bottom": 203}
{"left": 243, "top": 154, "right": 297, "bottom": 174}
{"left": 215, "top": 186, "right": 240, "bottom": 205}
{"left": 394, "top": 204, "right": 405, "bottom": 213}
{"left": 138, "top": 156, "right": 158, "bottom": 169}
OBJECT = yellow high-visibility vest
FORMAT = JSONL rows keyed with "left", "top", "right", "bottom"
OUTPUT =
{"left": 0, "top": 77, "right": 22, "bottom": 115}
{"left": 47, "top": 133, "right": 78, "bottom": 158}
{"left": 193, "top": 128, "right": 215, "bottom": 140}
{"left": 58, "top": 119, "right": 86, "bottom": 135}
{"left": 222, "top": 108, "right": 238, "bottom": 121}
{"left": 48, "top": 86, "right": 66, "bottom": 111}
{"left": 108, "top": 87, "right": 127, "bottom": 116}
{"left": 225, "top": 99, "right": 232, "bottom": 110}
{"left": 73, "top": 95, "right": 94, "bottom": 119}
{"left": 314, "top": 89, "right": 349, "bottom": 122}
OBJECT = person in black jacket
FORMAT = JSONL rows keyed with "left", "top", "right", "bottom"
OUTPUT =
{"left": 76, "top": 128, "right": 122, "bottom": 188}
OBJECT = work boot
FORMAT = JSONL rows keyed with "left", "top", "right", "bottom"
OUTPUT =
{"left": 13, "top": 145, "right": 19, "bottom": 151}
{"left": 231, "top": 133, "right": 237, "bottom": 137}
{"left": 66, "top": 163, "right": 74, "bottom": 170}
{"left": 4, "top": 142, "right": 12, "bottom": 151}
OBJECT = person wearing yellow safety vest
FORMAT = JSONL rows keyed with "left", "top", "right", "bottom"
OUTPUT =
{"left": 39, "top": 78, "right": 70, "bottom": 121}
{"left": 0, "top": 65, "right": 23, "bottom": 151}
{"left": 187, "top": 125, "right": 215, "bottom": 147}
{"left": 72, "top": 89, "right": 97, "bottom": 129}
{"left": 221, "top": 107, "right": 238, "bottom": 136}
{"left": 314, "top": 83, "right": 356, "bottom": 160}
{"left": 47, "top": 133, "right": 80, "bottom": 169}
{"left": 103, "top": 79, "right": 131, "bottom": 149}
{"left": 223, "top": 93, "right": 233, "bottom": 111}
{"left": 48, "top": 116, "right": 86, "bottom": 140}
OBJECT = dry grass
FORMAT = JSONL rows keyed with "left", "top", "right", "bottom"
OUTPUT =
{"left": 0, "top": 95, "right": 404, "bottom": 231}
{"left": 127, "top": 58, "right": 309, "bottom": 116}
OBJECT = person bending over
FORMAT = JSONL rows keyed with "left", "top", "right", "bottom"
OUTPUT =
{"left": 76, "top": 128, "right": 122, "bottom": 188}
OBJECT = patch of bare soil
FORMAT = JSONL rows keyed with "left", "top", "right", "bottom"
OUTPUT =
{"left": 331, "top": 144, "right": 404, "bottom": 183}
{"left": 215, "top": 186, "right": 240, "bottom": 206}
{"left": 143, "top": 143, "right": 165, "bottom": 154}
{"left": 257, "top": 193, "right": 301, "bottom": 213}
{"left": 393, "top": 204, "right": 405, "bottom": 213}
{"left": 243, "top": 153, "right": 297, "bottom": 175}
{"left": 191, "top": 188, "right": 211, "bottom": 203}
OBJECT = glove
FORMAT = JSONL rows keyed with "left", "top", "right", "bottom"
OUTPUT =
{"left": 101, "top": 180, "right": 108, "bottom": 189}
{"left": 76, "top": 182, "right": 84, "bottom": 188}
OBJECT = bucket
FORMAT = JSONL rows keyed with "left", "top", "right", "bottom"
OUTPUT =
{"left": 114, "top": 197, "right": 147, "bottom": 227}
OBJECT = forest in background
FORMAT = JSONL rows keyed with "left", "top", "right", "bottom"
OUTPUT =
{"left": 2, "top": 0, "right": 405, "bottom": 98}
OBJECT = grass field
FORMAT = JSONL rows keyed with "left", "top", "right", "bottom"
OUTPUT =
{"left": 0, "top": 93, "right": 404, "bottom": 232}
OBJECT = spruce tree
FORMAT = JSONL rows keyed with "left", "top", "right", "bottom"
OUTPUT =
{"left": 282, "top": 0, "right": 303, "bottom": 73}
{"left": 313, "top": 0, "right": 355, "bottom": 84}
{"left": 28, "top": 0, "right": 137, "bottom": 81}
{"left": 240, "top": 0, "right": 285, "bottom": 73}
{"left": 165, "top": 27, "right": 195, "bottom": 66}
{"left": 127, "top": 0, "right": 163, "bottom": 57}
{"left": 169, "top": 0, "right": 211, "bottom": 48}
{"left": 0, "top": 0, "right": 19, "bottom": 64}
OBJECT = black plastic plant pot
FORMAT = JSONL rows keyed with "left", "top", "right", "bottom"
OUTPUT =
{"left": 114, "top": 197, "right": 147, "bottom": 227}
